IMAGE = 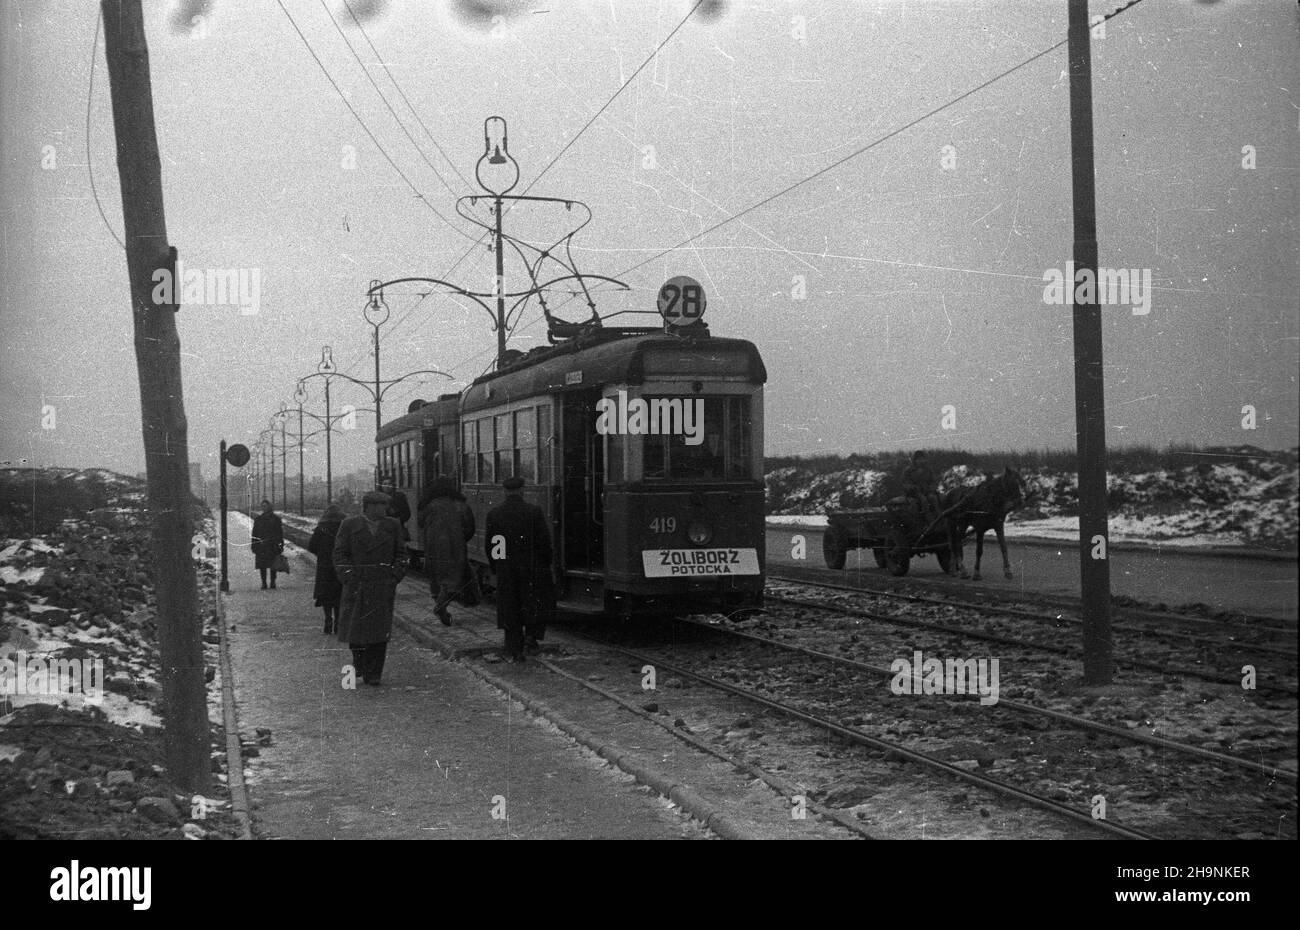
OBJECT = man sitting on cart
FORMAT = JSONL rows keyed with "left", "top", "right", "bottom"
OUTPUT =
{"left": 902, "top": 450, "right": 941, "bottom": 523}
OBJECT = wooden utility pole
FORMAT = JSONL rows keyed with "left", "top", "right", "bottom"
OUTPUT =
{"left": 102, "top": 0, "right": 210, "bottom": 792}
{"left": 1067, "top": 0, "right": 1114, "bottom": 684}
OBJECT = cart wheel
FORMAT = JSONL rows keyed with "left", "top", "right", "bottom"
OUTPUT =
{"left": 872, "top": 548, "right": 888, "bottom": 569}
{"left": 935, "top": 546, "right": 953, "bottom": 574}
{"left": 884, "top": 532, "right": 910, "bottom": 577}
{"left": 822, "top": 525, "right": 848, "bottom": 570}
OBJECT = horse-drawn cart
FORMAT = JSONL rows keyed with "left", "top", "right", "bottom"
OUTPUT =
{"left": 822, "top": 497, "right": 952, "bottom": 576}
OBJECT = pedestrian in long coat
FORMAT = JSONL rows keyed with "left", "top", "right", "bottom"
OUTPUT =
{"left": 484, "top": 476, "right": 554, "bottom": 663}
{"left": 333, "top": 491, "right": 405, "bottom": 686}
{"left": 418, "top": 477, "right": 476, "bottom": 627}
{"left": 251, "top": 500, "right": 285, "bottom": 590}
{"left": 307, "top": 503, "right": 346, "bottom": 634}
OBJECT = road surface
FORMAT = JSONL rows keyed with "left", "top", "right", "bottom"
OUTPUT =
{"left": 765, "top": 527, "right": 1297, "bottom": 622}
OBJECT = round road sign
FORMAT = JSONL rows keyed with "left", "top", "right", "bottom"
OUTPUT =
{"left": 657, "top": 276, "right": 707, "bottom": 327}
{"left": 225, "top": 443, "right": 251, "bottom": 468}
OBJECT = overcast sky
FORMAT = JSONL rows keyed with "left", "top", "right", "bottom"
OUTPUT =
{"left": 1, "top": 0, "right": 1296, "bottom": 482}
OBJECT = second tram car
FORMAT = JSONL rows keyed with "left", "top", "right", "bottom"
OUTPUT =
{"left": 375, "top": 393, "right": 460, "bottom": 563}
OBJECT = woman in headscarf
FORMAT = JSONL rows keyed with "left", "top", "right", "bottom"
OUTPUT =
{"left": 418, "top": 476, "right": 476, "bottom": 626}
{"left": 307, "top": 503, "right": 346, "bottom": 634}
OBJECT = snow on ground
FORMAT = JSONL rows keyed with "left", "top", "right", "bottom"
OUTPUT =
{"left": 767, "top": 513, "right": 1251, "bottom": 548}
{"left": 765, "top": 455, "right": 1298, "bottom": 551}
{"left": 0, "top": 565, "right": 44, "bottom": 585}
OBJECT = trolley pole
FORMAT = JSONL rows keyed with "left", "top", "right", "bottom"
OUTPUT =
{"left": 219, "top": 440, "right": 229, "bottom": 593}
{"left": 1067, "top": 0, "right": 1113, "bottom": 684}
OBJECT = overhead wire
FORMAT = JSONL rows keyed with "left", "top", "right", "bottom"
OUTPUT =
{"left": 320, "top": 0, "right": 470, "bottom": 205}
{"left": 379, "top": 0, "right": 707, "bottom": 353}
{"left": 86, "top": 8, "right": 125, "bottom": 250}
{"left": 341, "top": 0, "right": 474, "bottom": 192}
{"left": 273, "top": 0, "right": 472, "bottom": 241}
{"left": 608, "top": 0, "right": 1152, "bottom": 280}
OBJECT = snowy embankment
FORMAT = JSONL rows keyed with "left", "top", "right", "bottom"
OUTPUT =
{"left": 765, "top": 449, "right": 1298, "bottom": 551}
{"left": 0, "top": 468, "right": 239, "bottom": 839}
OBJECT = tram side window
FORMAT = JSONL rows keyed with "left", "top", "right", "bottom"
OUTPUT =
{"left": 514, "top": 408, "right": 536, "bottom": 482}
{"left": 536, "top": 404, "right": 553, "bottom": 485}
{"left": 495, "top": 414, "right": 513, "bottom": 480}
{"left": 477, "top": 418, "right": 495, "bottom": 485}
{"left": 462, "top": 422, "right": 476, "bottom": 483}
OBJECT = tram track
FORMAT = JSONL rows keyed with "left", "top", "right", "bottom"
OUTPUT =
{"left": 764, "top": 574, "right": 1294, "bottom": 639}
{"left": 673, "top": 614, "right": 1297, "bottom": 782}
{"left": 574, "top": 637, "right": 1161, "bottom": 841}
{"left": 283, "top": 521, "right": 1294, "bottom": 839}
{"left": 567, "top": 623, "right": 1295, "bottom": 842}
{"left": 761, "top": 581, "right": 1298, "bottom": 697}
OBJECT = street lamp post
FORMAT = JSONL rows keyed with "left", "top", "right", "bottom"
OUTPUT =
{"left": 275, "top": 406, "right": 288, "bottom": 509}
{"left": 302, "top": 333, "right": 452, "bottom": 490}
{"left": 293, "top": 382, "right": 307, "bottom": 515}
{"left": 317, "top": 347, "right": 336, "bottom": 503}
{"left": 364, "top": 117, "right": 628, "bottom": 373}
{"left": 259, "top": 428, "right": 276, "bottom": 509}
{"left": 481, "top": 116, "right": 517, "bottom": 367}
{"left": 364, "top": 283, "right": 390, "bottom": 483}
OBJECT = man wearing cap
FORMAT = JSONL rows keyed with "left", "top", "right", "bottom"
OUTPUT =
{"left": 485, "top": 475, "right": 554, "bottom": 663}
{"left": 333, "top": 490, "right": 405, "bottom": 686}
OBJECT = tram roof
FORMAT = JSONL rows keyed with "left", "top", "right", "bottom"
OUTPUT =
{"left": 375, "top": 395, "right": 459, "bottom": 442}
{"left": 461, "top": 330, "right": 766, "bottom": 414}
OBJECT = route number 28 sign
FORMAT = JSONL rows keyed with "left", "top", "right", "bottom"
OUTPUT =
{"left": 657, "top": 276, "right": 707, "bottom": 327}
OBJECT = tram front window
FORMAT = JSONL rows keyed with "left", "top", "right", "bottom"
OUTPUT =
{"left": 642, "top": 395, "right": 752, "bottom": 481}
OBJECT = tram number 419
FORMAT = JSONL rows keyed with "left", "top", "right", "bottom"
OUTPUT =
{"left": 658, "top": 276, "right": 707, "bottom": 326}
{"left": 649, "top": 516, "right": 677, "bottom": 533}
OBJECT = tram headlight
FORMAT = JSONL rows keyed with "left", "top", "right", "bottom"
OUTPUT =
{"left": 687, "top": 521, "right": 712, "bottom": 546}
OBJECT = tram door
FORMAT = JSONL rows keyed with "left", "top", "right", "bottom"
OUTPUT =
{"left": 560, "top": 389, "right": 604, "bottom": 572}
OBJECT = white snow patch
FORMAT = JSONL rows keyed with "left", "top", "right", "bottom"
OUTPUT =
{"left": 0, "top": 565, "right": 44, "bottom": 584}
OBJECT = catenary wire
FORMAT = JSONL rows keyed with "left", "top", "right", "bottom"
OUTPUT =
{"left": 86, "top": 8, "right": 125, "bottom": 250}
{"left": 274, "top": 0, "right": 475, "bottom": 242}
{"left": 341, "top": 0, "right": 475, "bottom": 192}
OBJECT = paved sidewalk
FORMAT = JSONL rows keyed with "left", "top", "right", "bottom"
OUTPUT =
{"left": 222, "top": 514, "right": 702, "bottom": 839}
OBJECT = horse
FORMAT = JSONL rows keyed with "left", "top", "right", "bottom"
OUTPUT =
{"left": 941, "top": 468, "right": 1026, "bottom": 581}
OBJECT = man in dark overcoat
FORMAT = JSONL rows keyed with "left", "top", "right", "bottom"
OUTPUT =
{"left": 333, "top": 491, "right": 405, "bottom": 686}
{"left": 485, "top": 476, "right": 554, "bottom": 663}
{"left": 418, "top": 477, "right": 476, "bottom": 626}
{"left": 251, "top": 499, "right": 285, "bottom": 590}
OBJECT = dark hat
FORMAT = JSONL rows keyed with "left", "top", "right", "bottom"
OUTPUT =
{"left": 362, "top": 490, "right": 391, "bottom": 506}
{"left": 502, "top": 475, "right": 525, "bottom": 491}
